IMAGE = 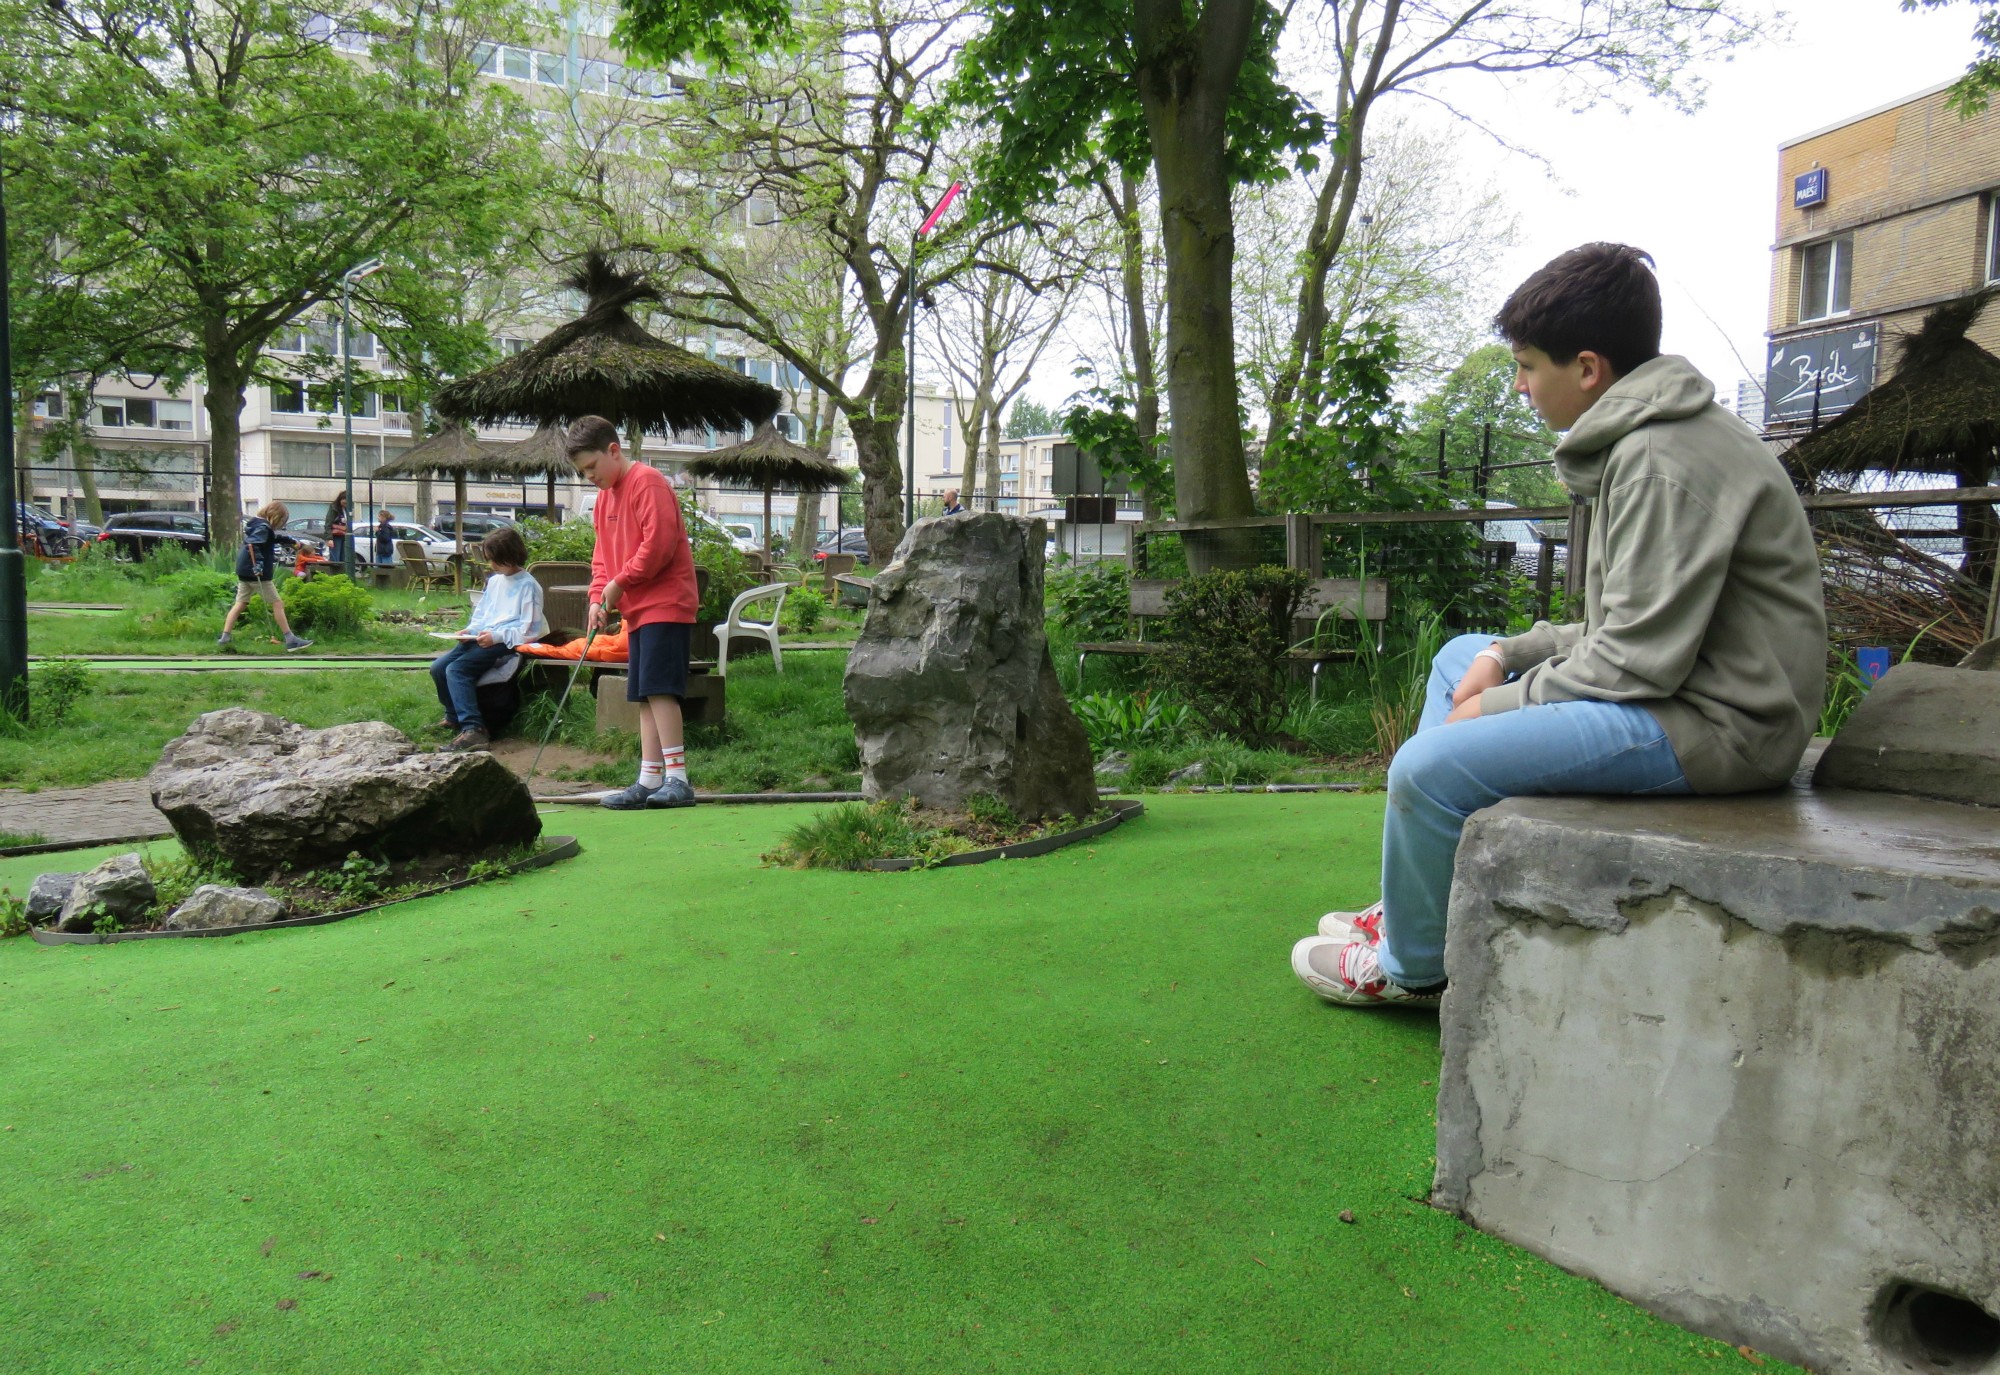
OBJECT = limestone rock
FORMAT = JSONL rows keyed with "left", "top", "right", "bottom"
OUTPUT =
{"left": 1094, "top": 750, "right": 1132, "bottom": 780}
{"left": 54, "top": 854, "right": 155, "bottom": 932}
{"left": 149, "top": 709, "right": 541, "bottom": 876}
{"left": 1813, "top": 662, "right": 2000, "bottom": 808}
{"left": 843, "top": 514, "right": 1097, "bottom": 821}
{"left": 26, "top": 872, "right": 78, "bottom": 926}
{"left": 160, "top": 885, "right": 287, "bottom": 932}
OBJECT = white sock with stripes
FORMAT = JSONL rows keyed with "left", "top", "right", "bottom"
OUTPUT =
{"left": 662, "top": 746, "right": 688, "bottom": 784}
{"left": 637, "top": 760, "right": 664, "bottom": 789}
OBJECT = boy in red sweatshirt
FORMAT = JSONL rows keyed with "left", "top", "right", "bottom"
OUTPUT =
{"left": 566, "top": 415, "right": 700, "bottom": 809}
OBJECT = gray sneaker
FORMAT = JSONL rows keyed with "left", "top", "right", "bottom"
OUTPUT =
{"left": 283, "top": 633, "right": 313, "bottom": 652}
{"left": 216, "top": 631, "right": 233, "bottom": 648}
{"left": 646, "top": 776, "right": 697, "bottom": 809}
{"left": 599, "top": 780, "right": 657, "bottom": 811}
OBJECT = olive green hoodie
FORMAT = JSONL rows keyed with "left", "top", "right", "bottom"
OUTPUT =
{"left": 1481, "top": 355, "right": 1827, "bottom": 793}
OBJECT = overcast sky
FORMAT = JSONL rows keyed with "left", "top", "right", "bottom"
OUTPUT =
{"left": 1465, "top": 0, "right": 1972, "bottom": 403}
{"left": 1016, "top": 1, "right": 1975, "bottom": 416}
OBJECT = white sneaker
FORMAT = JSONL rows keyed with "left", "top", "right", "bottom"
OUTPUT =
{"left": 1317, "top": 901, "right": 1384, "bottom": 942}
{"left": 1290, "top": 935, "right": 1443, "bottom": 1008}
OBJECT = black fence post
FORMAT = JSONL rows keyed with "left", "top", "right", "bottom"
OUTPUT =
{"left": 1436, "top": 429, "right": 1448, "bottom": 486}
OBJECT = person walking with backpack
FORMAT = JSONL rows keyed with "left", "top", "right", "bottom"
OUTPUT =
{"left": 218, "top": 502, "right": 313, "bottom": 652}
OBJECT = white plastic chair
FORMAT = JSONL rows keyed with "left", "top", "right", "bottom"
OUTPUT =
{"left": 713, "top": 582, "right": 788, "bottom": 677}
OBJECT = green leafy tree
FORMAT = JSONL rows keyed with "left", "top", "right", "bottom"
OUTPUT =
{"left": 948, "top": 0, "right": 1323, "bottom": 557}
{"left": 1, "top": 0, "right": 547, "bottom": 530}
{"left": 1004, "top": 399, "right": 1062, "bottom": 439}
{"left": 1395, "top": 344, "right": 1565, "bottom": 509}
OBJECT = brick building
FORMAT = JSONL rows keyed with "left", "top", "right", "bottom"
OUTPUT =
{"left": 1765, "top": 79, "right": 2000, "bottom": 433}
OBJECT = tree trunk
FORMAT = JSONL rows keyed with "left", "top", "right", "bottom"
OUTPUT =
{"left": 958, "top": 395, "right": 988, "bottom": 502}
{"left": 1142, "top": 83, "right": 1256, "bottom": 568}
{"left": 1110, "top": 171, "right": 1163, "bottom": 520}
{"left": 849, "top": 412, "right": 905, "bottom": 564}
{"left": 201, "top": 354, "right": 245, "bottom": 546}
{"left": 983, "top": 407, "right": 1002, "bottom": 511}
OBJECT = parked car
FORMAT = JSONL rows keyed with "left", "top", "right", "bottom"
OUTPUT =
{"left": 377, "top": 521, "right": 462, "bottom": 564}
{"left": 432, "top": 512, "right": 518, "bottom": 543}
{"left": 99, "top": 510, "right": 210, "bottom": 561}
{"left": 813, "top": 528, "right": 872, "bottom": 566}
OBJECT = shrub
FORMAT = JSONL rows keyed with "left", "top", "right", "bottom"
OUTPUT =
{"left": 157, "top": 569, "right": 238, "bottom": 618}
{"left": 283, "top": 576, "right": 374, "bottom": 635}
{"left": 787, "top": 587, "right": 827, "bottom": 633}
{"left": 132, "top": 541, "right": 203, "bottom": 580}
{"left": 1, "top": 889, "right": 26, "bottom": 939}
{"left": 518, "top": 516, "right": 597, "bottom": 563}
{"left": 1071, "top": 691, "right": 1195, "bottom": 754}
{"left": 694, "top": 541, "right": 755, "bottom": 624}
{"left": 29, "top": 658, "right": 96, "bottom": 728}
{"left": 1151, "top": 566, "right": 1310, "bottom": 745}
{"left": 1046, "top": 560, "right": 1131, "bottom": 641}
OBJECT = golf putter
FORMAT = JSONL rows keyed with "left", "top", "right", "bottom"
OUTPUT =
{"left": 528, "top": 621, "right": 601, "bottom": 782}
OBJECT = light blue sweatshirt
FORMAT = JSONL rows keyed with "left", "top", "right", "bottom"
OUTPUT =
{"left": 462, "top": 570, "right": 548, "bottom": 648}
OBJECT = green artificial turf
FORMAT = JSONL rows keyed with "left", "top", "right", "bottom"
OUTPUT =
{"left": 0, "top": 795, "right": 1791, "bottom": 1374}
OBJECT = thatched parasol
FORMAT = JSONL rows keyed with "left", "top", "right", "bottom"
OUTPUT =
{"left": 486, "top": 426, "right": 575, "bottom": 523}
{"left": 1786, "top": 290, "right": 2000, "bottom": 639}
{"left": 684, "top": 422, "right": 850, "bottom": 558}
{"left": 432, "top": 253, "right": 781, "bottom": 441}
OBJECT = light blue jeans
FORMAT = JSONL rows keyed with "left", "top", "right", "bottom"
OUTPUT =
{"left": 1377, "top": 633, "right": 1691, "bottom": 988}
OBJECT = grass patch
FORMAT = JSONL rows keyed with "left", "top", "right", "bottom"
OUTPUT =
{"left": 0, "top": 671, "right": 442, "bottom": 791}
{"left": 0, "top": 796, "right": 1793, "bottom": 1374}
{"left": 0, "top": 832, "right": 48, "bottom": 849}
{"left": 764, "top": 794, "right": 1107, "bottom": 870}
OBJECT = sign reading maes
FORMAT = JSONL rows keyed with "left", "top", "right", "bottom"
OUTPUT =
{"left": 1764, "top": 324, "right": 1877, "bottom": 425}
{"left": 1794, "top": 168, "right": 1829, "bottom": 209}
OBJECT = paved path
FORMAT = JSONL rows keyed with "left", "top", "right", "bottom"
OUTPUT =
{"left": 0, "top": 779, "right": 172, "bottom": 848}
{"left": 29, "top": 655, "right": 435, "bottom": 673}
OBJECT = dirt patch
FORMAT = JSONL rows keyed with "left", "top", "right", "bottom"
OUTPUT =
{"left": 487, "top": 738, "right": 613, "bottom": 791}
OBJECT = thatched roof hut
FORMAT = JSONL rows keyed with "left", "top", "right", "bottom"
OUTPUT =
{"left": 685, "top": 422, "right": 849, "bottom": 557}
{"left": 1786, "top": 290, "right": 2000, "bottom": 646}
{"left": 1785, "top": 290, "right": 2000, "bottom": 480}
{"left": 432, "top": 254, "right": 781, "bottom": 438}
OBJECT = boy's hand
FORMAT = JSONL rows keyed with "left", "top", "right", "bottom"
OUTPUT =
{"left": 602, "top": 580, "right": 623, "bottom": 611}
{"left": 588, "top": 602, "right": 607, "bottom": 633}
{"left": 1445, "top": 694, "right": 1485, "bottom": 724}
{"left": 475, "top": 631, "right": 497, "bottom": 647}
{"left": 1452, "top": 643, "right": 1507, "bottom": 708}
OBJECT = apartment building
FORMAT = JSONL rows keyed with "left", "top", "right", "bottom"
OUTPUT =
{"left": 1765, "top": 79, "right": 2000, "bottom": 432}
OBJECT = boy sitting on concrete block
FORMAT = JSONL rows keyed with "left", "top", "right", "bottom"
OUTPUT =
{"left": 1293, "top": 243, "right": 1829, "bottom": 1007}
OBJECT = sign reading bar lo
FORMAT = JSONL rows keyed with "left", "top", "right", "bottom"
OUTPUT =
{"left": 1764, "top": 323, "right": 1877, "bottom": 425}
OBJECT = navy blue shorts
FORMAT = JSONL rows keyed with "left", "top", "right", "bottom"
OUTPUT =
{"left": 626, "top": 621, "right": 691, "bottom": 702}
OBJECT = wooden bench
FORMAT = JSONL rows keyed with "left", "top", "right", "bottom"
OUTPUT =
{"left": 1076, "top": 576, "right": 1390, "bottom": 698}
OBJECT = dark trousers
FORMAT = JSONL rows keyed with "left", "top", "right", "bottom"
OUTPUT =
{"left": 431, "top": 642, "right": 513, "bottom": 731}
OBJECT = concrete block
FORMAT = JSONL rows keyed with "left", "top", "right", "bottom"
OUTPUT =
{"left": 593, "top": 670, "right": 723, "bottom": 732}
{"left": 1436, "top": 789, "right": 2000, "bottom": 1375}
{"left": 1815, "top": 662, "right": 2000, "bottom": 809}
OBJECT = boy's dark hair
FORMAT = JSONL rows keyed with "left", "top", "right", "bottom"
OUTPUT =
{"left": 481, "top": 525, "right": 529, "bottom": 568}
{"left": 1494, "top": 243, "right": 1662, "bottom": 377}
{"left": 564, "top": 415, "right": 620, "bottom": 459}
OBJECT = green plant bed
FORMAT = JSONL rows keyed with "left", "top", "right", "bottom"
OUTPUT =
{"left": 26, "top": 836, "right": 577, "bottom": 944}
{"left": 0, "top": 797, "right": 1793, "bottom": 1374}
{"left": 765, "top": 797, "right": 1140, "bottom": 870}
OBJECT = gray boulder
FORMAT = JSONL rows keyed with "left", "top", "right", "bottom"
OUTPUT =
{"left": 1814, "top": 662, "right": 2000, "bottom": 808}
{"left": 160, "top": 885, "right": 287, "bottom": 932}
{"left": 54, "top": 853, "right": 155, "bottom": 932}
{"left": 149, "top": 709, "right": 541, "bottom": 877}
{"left": 843, "top": 513, "right": 1098, "bottom": 821}
{"left": 26, "top": 872, "right": 78, "bottom": 926}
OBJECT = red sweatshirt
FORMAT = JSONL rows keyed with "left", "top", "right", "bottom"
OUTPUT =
{"left": 588, "top": 461, "right": 698, "bottom": 628}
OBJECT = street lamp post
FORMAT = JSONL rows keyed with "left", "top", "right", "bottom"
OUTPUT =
{"left": 0, "top": 159, "right": 28, "bottom": 719}
{"left": 340, "top": 259, "right": 385, "bottom": 579}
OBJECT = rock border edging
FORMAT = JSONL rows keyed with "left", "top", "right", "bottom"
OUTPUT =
{"left": 27, "top": 837, "right": 581, "bottom": 945}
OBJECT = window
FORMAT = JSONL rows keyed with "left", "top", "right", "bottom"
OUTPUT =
{"left": 1988, "top": 193, "right": 2000, "bottom": 285}
{"left": 503, "top": 46, "right": 532, "bottom": 80}
{"left": 272, "top": 318, "right": 339, "bottom": 354}
{"left": 744, "top": 196, "right": 777, "bottom": 227}
{"left": 535, "top": 50, "right": 567, "bottom": 86}
{"left": 344, "top": 328, "right": 376, "bottom": 359}
{"left": 157, "top": 399, "right": 194, "bottom": 431}
{"left": 498, "top": 336, "right": 531, "bottom": 356}
{"left": 273, "top": 441, "right": 334, "bottom": 477}
{"left": 348, "top": 389, "right": 377, "bottom": 419}
{"left": 270, "top": 382, "right": 308, "bottom": 414}
{"left": 93, "top": 397, "right": 127, "bottom": 427}
{"left": 33, "top": 392, "right": 62, "bottom": 419}
{"left": 1798, "top": 236, "right": 1851, "bottom": 322}
{"left": 123, "top": 399, "right": 156, "bottom": 427}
